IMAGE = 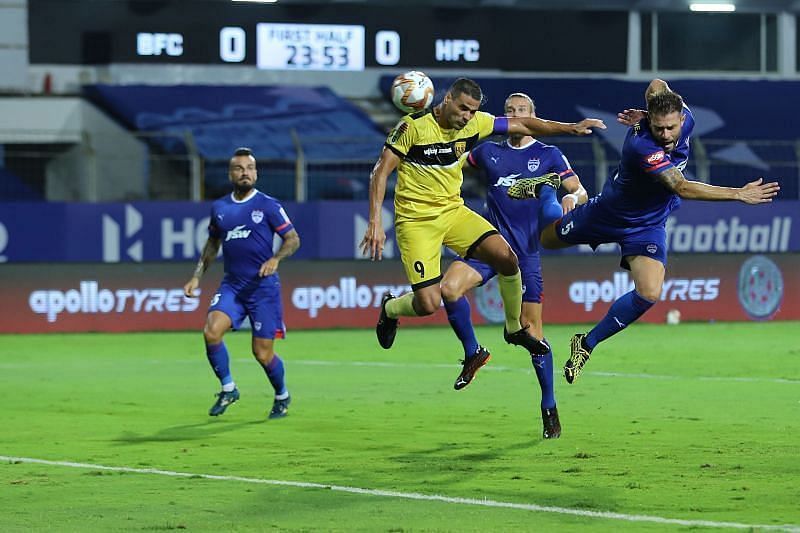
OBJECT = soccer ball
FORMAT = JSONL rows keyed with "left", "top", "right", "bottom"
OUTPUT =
{"left": 666, "top": 309, "right": 682, "bottom": 325}
{"left": 390, "top": 71, "right": 434, "bottom": 114}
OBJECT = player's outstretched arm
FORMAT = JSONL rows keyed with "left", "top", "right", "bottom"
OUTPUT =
{"left": 656, "top": 168, "right": 780, "bottom": 204}
{"left": 360, "top": 147, "right": 400, "bottom": 261}
{"left": 184, "top": 236, "right": 221, "bottom": 297}
{"left": 508, "top": 117, "right": 606, "bottom": 137}
{"left": 732, "top": 178, "right": 781, "bottom": 204}
{"left": 259, "top": 229, "right": 300, "bottom": 277}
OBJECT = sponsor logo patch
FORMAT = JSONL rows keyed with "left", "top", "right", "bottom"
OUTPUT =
{"left": 226, "top": 225, "right": 252, "bottom": 241}
{"left": 646, "top": 151, "right": 665, "bottom": 164}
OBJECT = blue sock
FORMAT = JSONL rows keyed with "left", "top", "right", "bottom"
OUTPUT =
{"left": 206, "top": 342, "right": 233, "bottom": 387}
{"left": 531, "top": 339, "right": 555, "bottom": 409}
{"left": 537, "top": 185, "right": 563, "bottom": 230}
{"left": 262, "top": 354, "right": 287, "bottom": 396}
{"left": 585, "top": 290, "right": 656, "bottom": 350}
{"left": 444, "top": 296, "right": 479, "bottom": 357}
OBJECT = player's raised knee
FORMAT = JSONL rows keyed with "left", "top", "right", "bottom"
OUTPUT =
{"left": 494, "top": 247, "right": 519, "bottom": 276}
{"left": 413, "top": 294, "right": 441, "bottom": 316}
{"left": 203, "top": 326, "right": 224, "bottom": 345}
{"left": 440, "top": 279, "right": 466, "bottom": 302}
{"left": 637, "top": 287, "right": 661, "bottom": 302}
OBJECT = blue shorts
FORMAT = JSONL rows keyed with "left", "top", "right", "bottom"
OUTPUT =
{"left": 556, "top": 201, "right": 667, "bottom": 270}
{"left": 208, "top": 278, "right": 286, "bottom": 339}
{"left": 458, "top": 254, "right": 544, "bottom": 303}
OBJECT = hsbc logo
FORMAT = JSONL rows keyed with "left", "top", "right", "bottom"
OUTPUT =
{"left": 102, "top": 205, "right": 143, "bottom": 262}
{"left": 354, "top": 207, "right": 396, "bottom": 258}
{"left": 101, "top": 205, "right": 213, "bottom": 262}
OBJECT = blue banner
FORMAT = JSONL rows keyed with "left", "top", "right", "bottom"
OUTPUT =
{"left": 0, "top": 200, "right": 796, "bottom": 263}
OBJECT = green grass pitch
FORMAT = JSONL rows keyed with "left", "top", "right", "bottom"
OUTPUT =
{"left": 1, "top": 322, "right": 799, "bottom": 532}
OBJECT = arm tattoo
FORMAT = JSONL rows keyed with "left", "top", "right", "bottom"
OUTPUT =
{"left": 193, "top": 238, "right": 221, "bottom": 278}
{"left": 655, "top": 167, "right": 685, "bottom": 193}
{"left": 274, "top": 230, "right": 300, "bottom": 261}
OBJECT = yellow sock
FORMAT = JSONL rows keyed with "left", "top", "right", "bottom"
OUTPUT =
{"left": 385, "top": 292, "right": 417, "bottom": 318}
{"left": 497, "top": 270, "right": 523, "bottom": 333}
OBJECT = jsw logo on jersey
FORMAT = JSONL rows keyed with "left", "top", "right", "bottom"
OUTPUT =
{"left": 493, "top": 173, "right": 521, "bottom": 187}
{"left": 225, "top": 225, "right": 252, "bottom": 241}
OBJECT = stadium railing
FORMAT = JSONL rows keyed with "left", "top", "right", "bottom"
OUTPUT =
{"left": 1, "top": 135, "right": 797, "bottom": 202}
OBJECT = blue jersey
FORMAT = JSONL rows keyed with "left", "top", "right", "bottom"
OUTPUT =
{"left": 208, "top": 190, "right": 294, "bottom": 291}
{"left": 468, "top": 139, "right": 575, "bottom": 257}
{"left": 597, "top": 106, "right": 695, "bottom": 227}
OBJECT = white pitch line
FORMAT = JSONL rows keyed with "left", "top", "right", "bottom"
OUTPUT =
{"left": 0, "top": 359, "right": 797, "bottom": 386}
{"left": 2, "top": 456, "right": 799, "bottom": 532}
{"left": 291, "top": 360, "right": 800, "bottom": 385}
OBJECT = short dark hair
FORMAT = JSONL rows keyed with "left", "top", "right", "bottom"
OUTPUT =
{"left": 647, "top": 91, "right": 684, "bottom": 117}
{"left": 233, "top": 147, "right": 254, "bottom": 158}
{"left": 448, "top": 78, "right": 483, "bottom": 103}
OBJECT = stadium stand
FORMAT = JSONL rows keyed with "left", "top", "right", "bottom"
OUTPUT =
{"left": 83, "top": 85, "right": 386, "bottom": 200}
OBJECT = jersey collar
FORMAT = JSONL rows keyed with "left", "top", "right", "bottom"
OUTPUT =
{"left": 505, "top": 138, "right": 538, "bottom": 150}
{"left": 230, "top": 189, "right": 258, "bottom": 203}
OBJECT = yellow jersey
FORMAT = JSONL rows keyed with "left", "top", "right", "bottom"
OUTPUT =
{"left": 385, "top": 109, "right": 495, "bottom": 220}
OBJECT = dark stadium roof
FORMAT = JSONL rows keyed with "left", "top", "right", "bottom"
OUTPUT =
{"left": 273, "top": 0, "right": 800, "bottom": 13}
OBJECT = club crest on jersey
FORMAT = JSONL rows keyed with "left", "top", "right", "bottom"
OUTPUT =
{"left": 251, "top": 209, "right": 264, "bottom": 224}
{"left": 646, "top": 151, "right": 665, "bottom": 164}
{"left": 453, "top": 141, "right": 467, "bottom": 158}
{"left": 527, "top": 158, "right": 540, "bottom": 172}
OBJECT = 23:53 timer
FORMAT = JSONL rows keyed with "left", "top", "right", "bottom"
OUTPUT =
{"left": 286, "top": 44, "right": 350, "bottom": 68}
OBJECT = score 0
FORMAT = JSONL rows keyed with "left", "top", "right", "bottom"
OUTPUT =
{"left": 375, "top": 30, "right": 400, "bottom": 66}
{"left": 220, "top": 27, "right": 246, "bottom": 62}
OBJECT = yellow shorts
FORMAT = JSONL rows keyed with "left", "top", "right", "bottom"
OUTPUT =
{"left": 395, "top": 204, "right": 497, "bottom": 289}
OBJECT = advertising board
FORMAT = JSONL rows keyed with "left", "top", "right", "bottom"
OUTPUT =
{"left": 2, "top": 254, "right": 796, "bottom": 334}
